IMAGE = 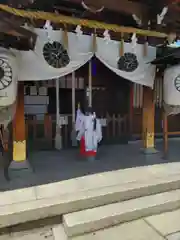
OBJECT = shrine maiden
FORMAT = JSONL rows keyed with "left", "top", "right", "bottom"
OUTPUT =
{"left": 76, "top": 107, "right": 102, "bottom": 159}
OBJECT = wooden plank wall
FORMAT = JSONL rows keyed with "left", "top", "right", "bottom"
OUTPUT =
{"left": 25, "top": 113, "right": 129, "bottom": 149}
{"left": 132, "top": 79, "right": 180, "bottom": 138}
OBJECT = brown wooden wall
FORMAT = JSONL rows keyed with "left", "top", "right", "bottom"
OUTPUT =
{"left": 76, "top": 59, "right": 131, "bottom": 116}
{"left": 132, "top": 107, "right": 180, "bottom": 137}
{"left": 25, "top": 59, "right": 132, "bottom": 149}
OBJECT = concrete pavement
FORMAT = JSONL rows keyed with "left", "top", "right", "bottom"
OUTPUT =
{"left": 2, "top": 209, "right": 180, "bottom": 239}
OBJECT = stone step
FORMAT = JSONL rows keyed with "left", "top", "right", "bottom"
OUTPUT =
{"left": 1, "top": 173, "right": 180, "bottom": 228}
{"left": 54, "top": 221, "right": 166, "bottom": 240}
{"left": 1, "top": 174, "right": 180, "bottom": 228}
{"left": 63, "top": 189, "right": 180, "bottom": 237}
{"left": 34, "top": 162, "right": 180, "bottom": 200}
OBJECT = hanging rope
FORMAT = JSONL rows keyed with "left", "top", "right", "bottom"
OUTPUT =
{"left": 72, "top": 71, "right": 76, "bottom": 124}
{"left": 92, "top": 32, "right": 97, "bottom": 53}
{"left": 62, "top": 26, "right": 69, "bottom": 50}
{"left": 0, "top": 4, "right": 167, "bottom": 38}
{"left": 120, "top": 32, "right": 124, "bottom": 56}
{"left": 88, "top": 61, "right": 92, "bottom": 107}
{"left": 143, "top": 36, "right": 148, "bottom": 57}
{"left": 87, "top": 32, "right": 96, "bottom": 108}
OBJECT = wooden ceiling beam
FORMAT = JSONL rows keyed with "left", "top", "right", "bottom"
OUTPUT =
{"left": 0, "top": 20, "right": 13, "bottom": 33}
{"left": 0, "top": 19, "right": 24, "bottom": 36}
{"left": 67, "top": 0, "right": 149, "bottom": 18}
{"left": 0, "top": 15, "right": 37, "bottom": 50}
{"left": 7, "top": 0, "right": 35, "bottom": 7}
{"left": 2, "top": 17, "right": 37, "bottom": 39}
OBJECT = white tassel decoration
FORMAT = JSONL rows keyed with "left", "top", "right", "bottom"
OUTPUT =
{"left": 75, "top": 25, "right": 83, "bottom": 37}
{"left": 103, "top": 30, "right": 111, "bottom": 44}
{"left": 131, "top": 33, "right": 138, "bottom": 53}
{"left": 43, "top": 20, "right": 53, "bottom": 43}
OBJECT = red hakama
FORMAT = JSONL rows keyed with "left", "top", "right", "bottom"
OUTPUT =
{"left": 80, "top": 136, "right": 96, "bottom": 157}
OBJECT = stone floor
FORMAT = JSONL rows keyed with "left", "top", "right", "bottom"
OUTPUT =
{"left": 0, "top": 139, "right": 180, "bottom": 191}
{"left": 2, "top": 209, "right": 180, "bottom": 239}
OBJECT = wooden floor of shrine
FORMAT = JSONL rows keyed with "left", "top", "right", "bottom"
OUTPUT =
{"left": 0, "top": 139, "right": 180, "bottom": 191}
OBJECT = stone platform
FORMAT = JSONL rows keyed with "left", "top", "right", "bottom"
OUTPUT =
{"left": 0, "top": 139, "right": 180, "bottom": 191}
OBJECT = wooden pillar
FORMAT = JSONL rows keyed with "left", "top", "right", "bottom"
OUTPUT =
{"left": 88, "top": 61, "right": 92, "bottom": 107}
{"left": 129, "top": 83, "right": 134, "bottom": 136}
{"left": 44, "top": 114, "right": 52, "bottom": 142}
{"left": 142, "top": 86, "right": 157, "bottom": 154}
{"left": 71, "top": 71, "right": 77, "bottom": 147}
{"left": 55, "top": 78, "right": 62, "bottom": 150}
{"left": 11, "top": 82, "right": 28, "bottom": 168}
{"left": 163, "top": 110, "right": 168, "bottom": 158}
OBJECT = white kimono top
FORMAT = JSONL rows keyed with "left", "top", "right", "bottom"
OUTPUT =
{"left": 75, "top": 109, "right": 84, "bottom": 132}
{"left": 76, "top": 114, "right": 102, "bottom": 152}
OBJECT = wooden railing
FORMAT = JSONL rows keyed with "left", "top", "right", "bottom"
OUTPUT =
{"left": 25, "top": 113, "right": 129, "bottom": 150}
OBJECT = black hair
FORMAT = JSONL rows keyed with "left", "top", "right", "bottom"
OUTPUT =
{"left": 86, "top": 107, "right": 97, "bottom": 131}
{"left": 93, "top": 117, "right": 97, "bottom": 131}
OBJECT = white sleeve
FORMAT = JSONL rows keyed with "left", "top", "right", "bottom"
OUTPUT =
{"left": 76, "top": 118, "right": 85, "bottom": 141}
{"left": 75, "top": 110, "right": 84, "bottom": 131}
{"left": 96, "top": 119, "right": 102, "bottom": 142}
